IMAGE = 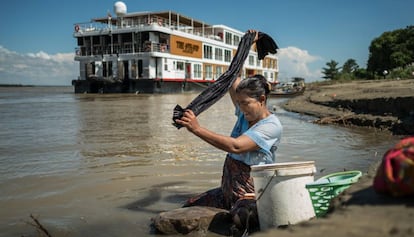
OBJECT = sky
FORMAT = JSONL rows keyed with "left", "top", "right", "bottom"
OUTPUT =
{"left": 0, "top": 0, "right": 413, "bottom": 85}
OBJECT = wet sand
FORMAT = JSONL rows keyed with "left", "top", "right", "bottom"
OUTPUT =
{"left": 254, "top": 79, "right": 414, "bottom": 237}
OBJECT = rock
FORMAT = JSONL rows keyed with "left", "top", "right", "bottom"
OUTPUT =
{"left": 151, "top": 206, "right": 231, "bottom": 235}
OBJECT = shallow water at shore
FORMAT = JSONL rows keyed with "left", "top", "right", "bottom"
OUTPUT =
{"left": 0, "top": 87, "right": 401, "bottom": 237}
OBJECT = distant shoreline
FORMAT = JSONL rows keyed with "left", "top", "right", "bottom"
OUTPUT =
{"left": 0, "top": 84, "right": 33, "bottom": 87}
{"left": 0, "top": 84, "right": 70, "bottom": 87}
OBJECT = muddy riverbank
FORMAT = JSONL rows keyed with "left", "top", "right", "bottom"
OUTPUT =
{"left": 282, "top": 79, "right": 414, "bottom": 135}
{"left": 254, "top": 79, "right": 414, "bottom": 237}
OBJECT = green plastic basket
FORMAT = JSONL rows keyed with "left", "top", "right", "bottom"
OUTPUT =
{"left": 305, "top": 170, "right": 362, "bottom": 217}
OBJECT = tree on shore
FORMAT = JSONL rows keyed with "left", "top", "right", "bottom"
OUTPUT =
{"left": 353, "top": 67, "right": 369, "bottom": 79}
{"left": 339, "top": 59, "right": 360, "bottom": 80}
{"left": 322, "top": 25, "right": 414, "bottom": 80}
{"left": 321, "top": 25, "right": 413, "bottom": 81}
{"left": 367, "top": 25, "right": 414, "bottom": 77}
{"left": 342, "top": 59, "right": 359, "bottom": 74}
{"left": 322, "top": 60, "right": 341, "bottom": 80}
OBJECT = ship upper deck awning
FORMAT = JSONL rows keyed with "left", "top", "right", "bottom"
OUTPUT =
{"left": 92, "top": 11, "right": 211, "bottom": 28}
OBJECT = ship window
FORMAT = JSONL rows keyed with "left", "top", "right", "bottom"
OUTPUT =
{"left": 248, "top": 55, "right": 255, "bottom": 66}
{"left": 233, "top": 35, "right": 240, "bottom": 46}
{"left": 215, "top": 66, "right": 223, "bottom": 79}
{"left": 224, "top": 50, "right": 232, "bottom": 62}
{"left": 141, "top": 32, "right": 149, "bottom": 42}
{"left": 203, "top": 45, "right": 213, "bottom": 59}
{"left": 92, "top": 36, "right": 100, "bottom": 45}
{"left": 215, "top": 48, "right": 223, "bottom": 61}
{"left": 176, "top": 61, "right": 184, "bottom": 71}
{"left": 77, "top": 37, "right": 84, "bottom": 46}
{"left": 121, "top": 33, "right": 133, "bottom": 43}
{"left": 194, "top": 64, "right": 202, "bottom": 78}
{"left": 205, "top": 65, "right": 213, "bottom": 79}
{"left": 225, "top": 32, "right": 232, "bottom": 45}
{"left": 103, "top": 35, "right": 110, "bottom": 45}
{"left": 83, "top": 37, "right": 91, "bottom": 46}
{"left": 113, "top": 34, "right": 119, "bottom": 44}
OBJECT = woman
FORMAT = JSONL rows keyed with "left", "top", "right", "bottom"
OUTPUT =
{"left": 175, "top": 73, "right": 283, "bottom": 210}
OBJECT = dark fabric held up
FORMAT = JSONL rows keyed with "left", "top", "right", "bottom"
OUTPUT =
{"left": 256, "top": 33, "right": 278, "bottom": 60}
{"left": 172, "top": 31, "right": 279, "bottom": 129}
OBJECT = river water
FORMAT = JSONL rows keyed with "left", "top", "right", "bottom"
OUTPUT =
{"left": 0, "top": 86, "right": 400, "bottom": 237}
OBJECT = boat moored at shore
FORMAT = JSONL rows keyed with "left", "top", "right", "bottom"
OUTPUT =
{"left": 270, "top": 77, "right": 306, "bottom": 97}
{"left": 71, "top": 1, "right": 278, "bottom": 93}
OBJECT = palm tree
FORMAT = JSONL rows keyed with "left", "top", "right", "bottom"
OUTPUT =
{"left": 322, "top": 60, "right": 341, "bottom": 80}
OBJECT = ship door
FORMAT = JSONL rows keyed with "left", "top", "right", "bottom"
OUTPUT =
{"left": 86, "top": 62, "right": 95, "bottom": 79}
{"left": 123, "top": 60, "right": 129, "bottom": 80}
{"left": 103, "top": 61, "right": 113, "bottom": 78}
{"left": 185, "top": 63, "right": 191, "bottom": 79}
{"left": 138, "top": 60, "right": 143, "bottom": 78}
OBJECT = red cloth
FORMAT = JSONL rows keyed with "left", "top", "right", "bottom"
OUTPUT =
{"left": 373, "top": 136, "right": 414, "bottom": 196}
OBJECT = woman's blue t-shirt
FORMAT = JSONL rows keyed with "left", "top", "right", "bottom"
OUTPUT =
{"left": 228, "top": 106, "right": 282, "bottom": 165}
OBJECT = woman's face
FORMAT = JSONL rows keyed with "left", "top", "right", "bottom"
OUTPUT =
{"left": 236, "top": 92, "right": 265, "bottom": 123}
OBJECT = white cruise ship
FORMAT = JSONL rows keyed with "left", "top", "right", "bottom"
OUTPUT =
{"left": 72, "top": 1, "right": 279, "bottom": 93}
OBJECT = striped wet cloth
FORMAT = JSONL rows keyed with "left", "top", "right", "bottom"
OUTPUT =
{"left": 172, "top": 31, "right": 278, "bottom": 128}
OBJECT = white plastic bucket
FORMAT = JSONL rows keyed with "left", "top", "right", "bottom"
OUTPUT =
{"left": 251, "top": 161, "right": 316, "bottom": 230}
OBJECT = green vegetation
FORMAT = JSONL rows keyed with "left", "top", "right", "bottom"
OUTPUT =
{"left": 322, "top": 25, "right": 414, "bottom": 81}
{"left": 321, "top": 60, "right": 341, "bottom": 80}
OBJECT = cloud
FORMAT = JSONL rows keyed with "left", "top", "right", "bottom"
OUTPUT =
{"left": 0, "top": 44, "right": 325, "bottom": 86}
{"left": 0, "top": 45, "right": 77, "bottom": 85}
{"left": 277, "top": 46, "right": 324, "bottom": 82}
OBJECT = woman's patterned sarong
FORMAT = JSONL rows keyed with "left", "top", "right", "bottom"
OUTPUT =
{"left": 183, "top": 155, "right": 254, "bottom": 210}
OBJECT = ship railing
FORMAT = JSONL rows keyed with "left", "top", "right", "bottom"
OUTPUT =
{"left": 75, "top": 42, "right": 169, "bottom": 56}
{"left": 143, "top": 42, "right": 169, "bottom": 53}
{"left": 74, "top": 22, "right": 110, "bottom": 34}
{"left": 75, "top": 17, "right": 224, "bottom": 42}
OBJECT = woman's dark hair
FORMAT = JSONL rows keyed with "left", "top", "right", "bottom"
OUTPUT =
{"left": 236, "top": 74, "right": 271, "bottom": 101}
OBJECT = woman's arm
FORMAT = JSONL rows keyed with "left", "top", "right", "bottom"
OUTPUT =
{"left": 175, "top": 109, "right": 259, "bottom": 153}
{"left": 229, "top": 76, "right": 241, "bottom": 106}
{"left": 229, "top": 30, "right": 259, "bottom": 106}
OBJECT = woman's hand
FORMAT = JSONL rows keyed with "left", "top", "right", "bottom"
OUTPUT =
{"left": 175, "top": 109, "right": 200, "bottom": 133}
{"left": 247, "top": 29, "right": 259, "bottom": 43}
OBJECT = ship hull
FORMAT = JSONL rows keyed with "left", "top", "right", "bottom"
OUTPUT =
{"left": 71, "top": 78, "right": 212, "bottom": 94}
